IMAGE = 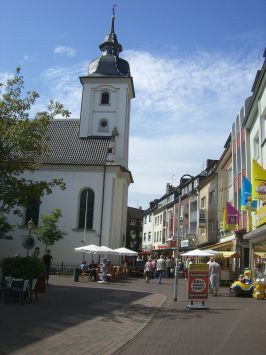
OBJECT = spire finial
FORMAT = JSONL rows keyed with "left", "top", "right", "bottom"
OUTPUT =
{"left": 112, "top": 3, "right": 117, "bottom": 17}
{"left": 99, "top": 3, "right": 122, "bottom": 56}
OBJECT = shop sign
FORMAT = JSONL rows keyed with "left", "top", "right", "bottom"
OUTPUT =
{"left": 169, "top": 240, "right": 176, "bottom": 248}
{"left": 157, "top": 245, "right": 168, "bottom": 249}
{"left": 188, "top": 263, "right": 209, "bottom": 300}
{"left": 181, "top": 240, "right": 189, "bottom": 248}
{"left": 199, "top": 209, "right": 206, "bottom": 227}
{"left": 257, "top": 205, "right": 266, "bottom": 227}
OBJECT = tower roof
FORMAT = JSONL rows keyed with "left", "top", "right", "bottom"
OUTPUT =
{"left": 88, "top": 13, "right": 130, "bottom": 77}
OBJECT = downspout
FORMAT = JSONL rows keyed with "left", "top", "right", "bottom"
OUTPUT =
{"left": 99, "top": 162, "right": 107, "bottom": 247}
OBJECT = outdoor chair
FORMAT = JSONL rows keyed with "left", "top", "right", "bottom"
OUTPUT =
{"left": 5, "top": 279, "right": 29, "bottom": 303}
{"left": 80, "top": 269, "right": 89, "bottom": 282}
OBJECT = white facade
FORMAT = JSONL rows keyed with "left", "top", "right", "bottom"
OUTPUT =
{"left": 142, "top": 213, "right": 153, "bottom": 251}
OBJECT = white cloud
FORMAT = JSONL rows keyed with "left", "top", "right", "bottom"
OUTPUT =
{"left": 35, "top": 49, "right": 262, "bottom": 209}
{"left": 39, "top": 63, "right": 87, "bottom": 117}
{"left": 0, "top": 71, "right": 13, "bottom": 84}
{"left": 54, "top": 46, "right": 77, "bottom": 57}
{"left": 125, "top": 50, "right": 262, "bottom": 208}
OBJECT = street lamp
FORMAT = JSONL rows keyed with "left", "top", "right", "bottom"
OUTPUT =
{"left": 173, "top": 174, "right": 193, "bottom": 302}
{"left": 22, "top": 218, "right": 35, "bottom": 256}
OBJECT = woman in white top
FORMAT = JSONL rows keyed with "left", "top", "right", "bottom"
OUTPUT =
{"left": 144, "top": 258, "right": 154, "bottom": 283}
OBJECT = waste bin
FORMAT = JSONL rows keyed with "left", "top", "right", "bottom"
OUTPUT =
{"left": 74, "top": 268, "right": 80, "bottom": 282}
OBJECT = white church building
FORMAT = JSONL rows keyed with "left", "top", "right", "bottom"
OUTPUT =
{"left": 1, "top": 15, "right": 135, "bottom": 263}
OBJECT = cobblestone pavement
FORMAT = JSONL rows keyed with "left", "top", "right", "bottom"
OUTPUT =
{"left": 0, "top": 275, "right": 265, "bottom": 355}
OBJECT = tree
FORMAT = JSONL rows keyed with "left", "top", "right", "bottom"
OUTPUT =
{"left": 35, "top": 208, "right": 66, "bottom": 252}
{"left": 0, "top": 68, "right": 70, "bottom": 232}
{"left": 0, "top": 214, "right": 13, "bottom": 239}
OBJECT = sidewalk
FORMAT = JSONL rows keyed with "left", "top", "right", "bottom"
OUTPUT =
{"left": 0, "top": 275, "right": 265, "bottom": 355}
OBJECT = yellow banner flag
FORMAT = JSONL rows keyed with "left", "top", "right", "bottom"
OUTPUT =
{"left": 252, "top": 159, "right": 266, "bottom": 200}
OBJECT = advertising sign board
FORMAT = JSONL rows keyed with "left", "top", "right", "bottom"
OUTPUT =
{"left": 199, "top": 209, "right": 206, "bottom": 227}
{"left": 188, "top": 263, "right": 209, "bottom": 300}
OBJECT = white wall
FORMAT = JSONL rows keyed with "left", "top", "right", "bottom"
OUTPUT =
{"left": 1, "top": 165, "right": 129, "bottom": 264}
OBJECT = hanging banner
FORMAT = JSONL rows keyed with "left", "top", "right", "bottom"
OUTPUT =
{"left": 252, "top": 159, "right": 266, "bottom": 200}
{"left": 226, "top": 202, "right": 239, "bottom": 226}
{"left": 257, "top": 205, "right": 266, "bottom": 227}
{"left": 241, "top": 176, "right": 257, "bottom": 211}
{"left": 188, "top": 263, "right": 209, "bottom": 300}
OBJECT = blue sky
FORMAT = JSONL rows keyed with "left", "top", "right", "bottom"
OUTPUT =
{"left": 1, "top": 0, "right": 266, "bottom": 209}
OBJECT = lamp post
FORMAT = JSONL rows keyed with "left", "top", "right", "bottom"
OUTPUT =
{"left": 173, "top": 174, "right": 193, "bottom": 302}
{"left": 22, "top": 218, "right": 35, "bottom": 256}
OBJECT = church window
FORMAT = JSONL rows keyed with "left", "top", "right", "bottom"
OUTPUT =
{"left": 78, "top": 188, "right": 94, "bottom": 229}
{"left": 101, "top": 91, "right": 110, "bottom": 105}
{"left": 25, "top": 197, "right": 40, "bottom": 226}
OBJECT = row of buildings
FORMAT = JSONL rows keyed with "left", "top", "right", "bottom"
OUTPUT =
{"left": 141, "top": 49, "right": 266, "bottom": 281}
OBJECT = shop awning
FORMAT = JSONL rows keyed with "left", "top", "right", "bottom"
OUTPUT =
{"left": 254, "top": 252, "right": 266, "bottom": 258}
{"left": 139, "top": 250, "right": 152, "bottom": 255}
{"left": 201, "top": 240, "right": 234, "bottom": 251}
{"left": 222, "top": 251, "right": 240, "bottom": 258}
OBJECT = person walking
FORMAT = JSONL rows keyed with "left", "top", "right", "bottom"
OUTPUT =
{"left": 209, "top": 257, "right": 221, "bottom": 296}
{"left": 156, "top": 255, "right": 166, "bottom": 284}
{"left": 144, "top": 258, "right": 154, "bottom": 283}
{"left": 165, "top": 256, "right": 171, "bottom": 279}
{"left": 43, "top": 249, "right": 53, "bottom": 285}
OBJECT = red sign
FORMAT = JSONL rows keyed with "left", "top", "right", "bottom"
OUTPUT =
{"left": 188, "top": 265, "right": 209, "bottom": 300}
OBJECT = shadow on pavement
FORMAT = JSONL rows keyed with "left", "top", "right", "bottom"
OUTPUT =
{"left": 0, "top": 284, "right": 157, "bottom": 354}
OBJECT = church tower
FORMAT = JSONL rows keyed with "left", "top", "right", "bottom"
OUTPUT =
{"left": 79, "top": 13, "right": 135, "bottom": 169}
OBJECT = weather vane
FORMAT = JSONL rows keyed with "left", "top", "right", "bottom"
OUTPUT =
{"left": 112, "top": 2, "right": 117, "bottom": 16}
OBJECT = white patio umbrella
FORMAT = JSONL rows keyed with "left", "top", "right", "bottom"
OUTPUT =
{"left": 114, "top": 247, "right": 138, "bottom": 256}
{"left": 181, "top": 249, "right": 215, "bottom": 257}
{"left": 96, "top": 245, "right": 118, "bottom": 255}
{"left": 74, "top": 244, "right": 99, "bottom": 254}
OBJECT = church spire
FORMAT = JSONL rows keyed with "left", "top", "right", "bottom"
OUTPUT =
{"left": 87, "top": 6, "right": 131, "bottom": 77}
{"left": 99, "top": 7, "right": 122, "bottom": 56}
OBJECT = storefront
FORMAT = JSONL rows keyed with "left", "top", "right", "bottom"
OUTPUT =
{"left": 201, "top": 235, "right": 239, "bottom": 283}
{"left": 243, "top": 224, "right": 266, "bottom": 280}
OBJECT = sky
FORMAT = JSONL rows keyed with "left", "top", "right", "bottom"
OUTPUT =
{"left": 1, "top": 0, "right": 266, "bottom": 209}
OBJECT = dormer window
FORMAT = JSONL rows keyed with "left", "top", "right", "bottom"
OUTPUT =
{"left": 101, "top": 91, "right": 110, "bottom": 105}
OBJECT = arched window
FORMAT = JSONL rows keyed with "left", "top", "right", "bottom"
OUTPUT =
{"left": 78, "top": 189, "right": 94, "bottom": 229}
{"left": 25, "top": 197, "right": 40, "bottom": 226}
{"left": 101, "top": 91, "right": 109, "bottom": 105}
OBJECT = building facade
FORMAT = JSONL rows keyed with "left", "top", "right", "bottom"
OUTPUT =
{"left": 1, "top": 14, "right": 134, "bottom": 263}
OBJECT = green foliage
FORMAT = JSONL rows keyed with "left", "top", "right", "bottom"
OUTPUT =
{"left": 0, "top": 256, "right": 45, "bottom": 280}
{"left": 0, "top": 213, "right": 13, "bottom": 239}
{"left": 35, "top": 208, "right": 66, "bottom": 249}
{"left": 0, "top": 67, "right": 70, "bottom": 218}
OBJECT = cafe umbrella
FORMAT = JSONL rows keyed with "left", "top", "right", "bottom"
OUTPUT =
{"left": 113, "top": 247, "right": 138, "bottom": 256}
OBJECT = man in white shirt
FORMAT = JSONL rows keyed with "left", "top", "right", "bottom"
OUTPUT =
{"left": 156, "top": 255, "right": 166, "bottom": 284}
{"left": 209, "top": 257, "right": 221, "bottom": 296}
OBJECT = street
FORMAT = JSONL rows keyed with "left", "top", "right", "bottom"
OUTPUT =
{"left": 0, "top": 275, "right": 265, "bottom": 355}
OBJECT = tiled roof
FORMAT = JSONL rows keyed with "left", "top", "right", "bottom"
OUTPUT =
{"left": 42, "top": 120, "right": 111, "bottom": 165}
{"left": 128, "top": 207, "right": 144, "bottom": 219}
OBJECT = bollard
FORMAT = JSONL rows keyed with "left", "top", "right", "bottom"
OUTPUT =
{"left": 74, "top": 267, "right": 80, "bottom": 282}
